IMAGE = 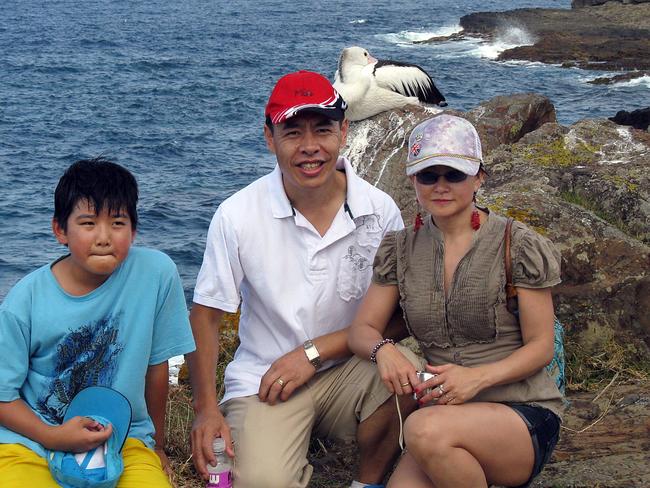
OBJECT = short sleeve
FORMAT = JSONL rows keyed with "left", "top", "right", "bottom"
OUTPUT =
{"left": 512, "top": 225, "right": 562, "bottom": 289}
{"left": 150, "top": 257, "right": 196, "bottom": 365}
{"left": 372, "top": 231, "right": 399, "bottom": 286}
{"left": 0, "top": 308, "right": 30, "bottom": 402}
{"left": 193, "top": 205, "right": 244, "bottom": 312}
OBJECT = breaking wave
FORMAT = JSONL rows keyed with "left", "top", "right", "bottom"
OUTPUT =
{"left": 620, "top": 75, "right": 650, "bottom": 88}
{"left": 470, "top": 26, "right": 537, "bottom": 59}
{"left": 376, "top": 25, "right": 462, "bottom": 46}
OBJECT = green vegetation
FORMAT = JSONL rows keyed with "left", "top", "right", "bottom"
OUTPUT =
{"left": 516, "top": 138, "right": 600, "bottom": 168}
{"left": 487, "top": 196, "right": 548, "bottom": 235}
{"left": 564, "top": 325, "right": 650, "bottom": 392}
{"left": 602, "top": 173, "right": 639, "bottom": 192}
{"left": 559, "top": 190, "right": 645, "bottom": 241}
{"left": 509, "top": 121, "right": 523, "bottom": 138}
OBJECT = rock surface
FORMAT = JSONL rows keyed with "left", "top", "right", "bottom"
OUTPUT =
{"left": 573, "top": 0, "right": 650, "bottom": 7}
{"left": 536, "top": 380, "right": 650, "bottom": 487}
{"left": 443, "top": 3, "right": 650, "bottom": 72}
{"left": 609, "top": 107, "right": 650, "bottom": 130}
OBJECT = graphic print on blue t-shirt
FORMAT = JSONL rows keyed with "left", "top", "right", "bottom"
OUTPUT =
{"left": 36, "top": 314, "right": 124, "bottom": 424}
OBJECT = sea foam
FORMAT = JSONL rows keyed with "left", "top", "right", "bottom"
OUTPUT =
{"left": 470, "top": 26, "right": 537, "bottom": 60}
{"left": 620, "top": 75, "right": 650, "bottom": 89}
{"left": 376, "top": 25, "right": 462, "bottom": 46}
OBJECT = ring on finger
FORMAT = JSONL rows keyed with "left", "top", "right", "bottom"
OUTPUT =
{"left": 400, "top": 381, "right": 410, "bottom": 387}
{"left": 438, "top": 384, "right": 445, "bottom": 395}
{"left": 277, "top": 378, "right": 285, "bottom": 387}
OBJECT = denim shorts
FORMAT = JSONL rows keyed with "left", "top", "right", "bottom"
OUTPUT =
{"left": 508, "top": 403, "right": 561, "bottom": 488}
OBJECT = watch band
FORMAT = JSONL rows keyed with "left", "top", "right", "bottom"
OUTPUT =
{"left": 303, "top": 340, "right": 322, "bottom": 370}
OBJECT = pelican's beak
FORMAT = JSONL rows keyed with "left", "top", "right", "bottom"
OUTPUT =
{"left": 368, "top": 54, "right": 378, "bottom": 64}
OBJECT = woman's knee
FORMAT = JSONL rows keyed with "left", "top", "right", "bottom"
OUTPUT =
{"left": 404, "top": 408, "right": 453, "bottom": 456}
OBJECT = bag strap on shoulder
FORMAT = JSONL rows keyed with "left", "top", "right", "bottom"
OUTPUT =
{"left": 504, "top": 217, "right": 519, "bottom": 314}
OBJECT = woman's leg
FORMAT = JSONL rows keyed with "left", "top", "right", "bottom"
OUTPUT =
{"left": 403, "top": 402, "right": 534, "bottom": 488}
{"left": 387, "top": 452, "right": 434, "bottom": 488}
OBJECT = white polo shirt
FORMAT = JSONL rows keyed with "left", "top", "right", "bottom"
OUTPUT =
{"left": 193, "top": 157, "right": 404, "bottom": 403}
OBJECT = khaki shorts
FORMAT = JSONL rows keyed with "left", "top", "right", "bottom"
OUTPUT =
{"left": 222, "top": 346, "right": 423, "bottom": 488}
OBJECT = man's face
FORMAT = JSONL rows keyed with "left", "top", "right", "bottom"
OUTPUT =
{"left": 264, "top": 113, "right": 349, "bottom": 196}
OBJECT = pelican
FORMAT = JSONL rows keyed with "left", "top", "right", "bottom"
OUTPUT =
{"left": 333, "top": 46, "right": 447, "bottom": 121}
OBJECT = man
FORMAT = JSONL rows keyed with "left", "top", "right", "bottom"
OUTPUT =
{"left": 188, "top": 70, "right": 416, "bottom": 488}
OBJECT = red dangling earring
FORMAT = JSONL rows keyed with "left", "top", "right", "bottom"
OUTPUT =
{"left": 414, "top": 211, "right": 424, "bottom": 232}
{"left": 471, "top": 209, "right": 481, "bottom": 230}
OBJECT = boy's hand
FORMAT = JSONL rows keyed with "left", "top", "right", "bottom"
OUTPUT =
{"left": 45, "top": 416, "right": 112, "bottom": 453}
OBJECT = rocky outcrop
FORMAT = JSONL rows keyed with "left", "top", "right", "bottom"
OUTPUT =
{"left": 573, "top": 0, "right": 650, "bottom": 7}
{"left": 344, "top": 94, "right": 650, "bottom": 380}
{"left": 588, "top": 70, "right": 650, "bottom": 85}
{"left": 609, "top": 107, "right": 650, "bottom": 130}
{"left": 455, "top": 4, "right": 650, "bottom": 71}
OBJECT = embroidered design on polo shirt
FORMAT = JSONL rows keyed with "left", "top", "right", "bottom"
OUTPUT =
{"left": 354, "top": 214, "right": 383, "bottom": 248}
{"left": 343, "top": 246, "right": 371, "bottom": 271}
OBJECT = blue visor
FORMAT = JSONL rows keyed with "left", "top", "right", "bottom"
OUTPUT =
{"left": 47, "top": 387, "right": 132, "bottom": 488}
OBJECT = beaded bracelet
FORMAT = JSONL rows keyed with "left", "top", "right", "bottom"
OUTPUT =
{"left": 369, "top": 338, "right": 395, "bottom": 363}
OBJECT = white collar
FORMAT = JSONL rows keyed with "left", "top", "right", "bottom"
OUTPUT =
{"left": 267, "top": 156, "right": 375, "bottom": 220}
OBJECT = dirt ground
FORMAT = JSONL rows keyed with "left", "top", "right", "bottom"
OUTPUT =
{"left": 534, "top": 380, "right": 650, "bottom": 488}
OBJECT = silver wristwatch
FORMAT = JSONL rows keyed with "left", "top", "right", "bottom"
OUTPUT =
{"left": 303, "top": 340, "right": 322, "bottom": 370}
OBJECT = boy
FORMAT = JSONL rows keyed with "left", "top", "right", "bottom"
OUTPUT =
{"left": 0, "top": 158, "right": 196, "bottom": 487}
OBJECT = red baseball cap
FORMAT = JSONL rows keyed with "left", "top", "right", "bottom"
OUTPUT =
{"left": 265, "top": 70, "right": 347, "bottom": 125}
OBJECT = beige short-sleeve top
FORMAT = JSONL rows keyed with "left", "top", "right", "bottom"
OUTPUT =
{"left": 372, "top": 212, "right": 565, "bottom": 417}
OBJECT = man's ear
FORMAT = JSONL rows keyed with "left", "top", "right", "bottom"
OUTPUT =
{"left": 52, "top": 219, "right": 68, "bottom": 246}
{"left": 264, "top": 125, "right": 276, "bottom": 154}
{"left": 339, "top": 119, "right": 350, "bottom": 147}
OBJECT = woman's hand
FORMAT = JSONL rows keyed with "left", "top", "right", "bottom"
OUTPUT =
{"left": 415, "top": 364, "right": 486, "bottom": 406}
{"left": 375, "top": 344, "right": 420, "bottom": 396}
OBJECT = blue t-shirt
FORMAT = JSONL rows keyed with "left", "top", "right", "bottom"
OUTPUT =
{"left": 0, "top": 246, "right": 196, "bottom": 457}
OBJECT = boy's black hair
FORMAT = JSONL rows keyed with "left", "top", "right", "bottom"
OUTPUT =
{"left": 54, "top": 157, "right": 138, "bottom": 231}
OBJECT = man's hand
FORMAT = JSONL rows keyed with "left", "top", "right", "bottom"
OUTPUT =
{"left": 45, "top": 416, "right": 112, "bottom": 453}
{"left": 190, "top": 408, "right": 234, "bottom": 480}
{"left": 258, "top": 347, "right": 317, "bottom": 405}
{"left": 154, "top": 447, "right": 175, "bottom": 486}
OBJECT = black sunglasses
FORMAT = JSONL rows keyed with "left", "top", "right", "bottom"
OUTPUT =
{"left": 415, "top": 169, "right": 469, "bottom": 185}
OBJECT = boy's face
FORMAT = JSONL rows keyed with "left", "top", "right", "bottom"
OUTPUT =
{"left": 52, "top": 199, "right": 136, "bottom": 285}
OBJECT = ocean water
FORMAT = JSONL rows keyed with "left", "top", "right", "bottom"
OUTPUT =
{"left": 1, "top": 0, "right": 649, "bottom": 302}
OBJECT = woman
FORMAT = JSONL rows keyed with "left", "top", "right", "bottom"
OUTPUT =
{"left": 348, "top": 114, "right": 564, "bottom": 488}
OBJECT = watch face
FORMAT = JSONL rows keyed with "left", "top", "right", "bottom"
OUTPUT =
{"left": 304, "top": 341, "right": 321, "bottom": 368}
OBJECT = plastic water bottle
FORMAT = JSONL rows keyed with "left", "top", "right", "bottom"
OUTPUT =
{"left": 206, "top": 438, "right": 233, "bottom": 488}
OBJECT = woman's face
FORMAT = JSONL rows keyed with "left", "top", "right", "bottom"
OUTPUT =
{"left": 411, "top": 166, "right": 483, "bottom": 222}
